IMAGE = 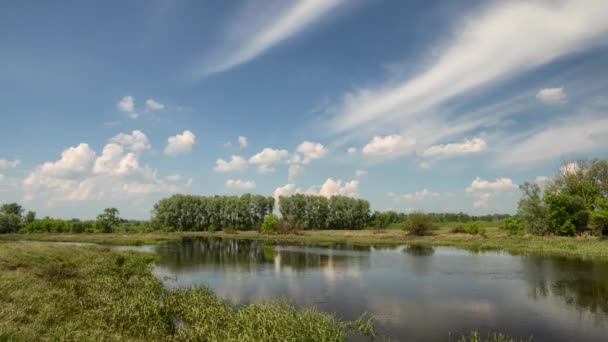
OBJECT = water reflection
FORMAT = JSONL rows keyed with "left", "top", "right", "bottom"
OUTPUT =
{"left": 149, "top": 238, "right": 608, "bottom": 342}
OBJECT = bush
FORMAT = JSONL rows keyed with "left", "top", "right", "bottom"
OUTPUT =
{"left": 402, "top": 212, "right": 434, "bottom": 236}
{"left": 261, "top": 214, "right": 278, "bottom": 234}
{"left": 450, "top": 225, "right": 466, "bottom": 233}
{"left": 464, "top": 222, "right": 486, "bottom": 236}
{"left": 276, "top": 215, "right": 304, "bottom": 234}
{"left": 503, "top": 218, "right": 524, "bottom": 235}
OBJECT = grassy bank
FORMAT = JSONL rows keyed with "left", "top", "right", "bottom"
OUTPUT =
{"left": 0, "top": 241, "right": 356, "bottom": 341}
{"left": 2, "top": 226, "right": 607, "bottom": 260}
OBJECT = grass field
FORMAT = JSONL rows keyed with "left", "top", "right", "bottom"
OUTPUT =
{"left": 0, "top": 241, "right": 360, "bottom": 341}
{"left": 2, "top": 225, "right": 607, "bottom": 260}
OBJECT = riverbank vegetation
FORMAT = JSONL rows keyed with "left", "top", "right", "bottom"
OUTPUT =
{"left": 0, "top": 241, "right": 360, "bottom": 341}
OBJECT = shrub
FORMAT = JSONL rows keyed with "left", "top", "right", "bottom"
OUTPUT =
{"left": 276, "top": 215, "right": 304, "bottom": 234}
{"left": 261, "top": 214, "right": 278, "bottom": 234}
{"left": 402, "top": 212, "right": 434, "bottom": 236}
{"left": 450, "top": 225, "right": 466, "bottom": 234}
{"left": 503, "top": 218, "right": 524, "bottom": 235}
{"left": 464, "top": 222, "right": 486, "bottom": 236}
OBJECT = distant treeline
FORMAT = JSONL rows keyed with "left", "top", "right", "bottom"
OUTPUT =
{"left": 278, "top": 194, "right": 370, "bottom": 230}
{"left": 151, "top": 194, "right": 275, "bottom": 231}
{"left": 368, "top": 211, "right": 511, "bottom": 229}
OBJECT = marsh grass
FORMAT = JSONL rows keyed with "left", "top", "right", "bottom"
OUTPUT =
{"left": 0, "top": 242, "right": 354, "bottom": 341}
{"left": 458, "top": 331, "right": 531, "bottom": 342}
{"left": 3, "top": 225, "right": 608, "bottom": 260}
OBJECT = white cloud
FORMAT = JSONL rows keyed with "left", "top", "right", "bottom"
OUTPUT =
{"left": 466, "top": 177, "right": 516, "bottom": 192}
{"left": 536, "top": 87, "right": 566, "bottom": 105}
{"left": 0, "top": 159, "right": 20, "bottom": 170}
{"left": 238, "top": 136, "right": 248, "bottom": 148}
{"left": 465, "top": 176, "right": 516, "bottom": 208}
{"left": 319, "top": 178, "right": 359, "bottom": 198}
{"left": 23, "top": 138, "right": 179, "bottom": 203}
{"left": 145, "top": 98, "right": 165, "bottom": 111}
{"left": 273, "top": 178, "right": 359, "bottom": 200}
{"left": 118, "top": 96, "right": 138, "bottom": 119}
{"left": 560, "top": 162, "right": 578, "bottom": 175}
{"left": 296, "top": 141, "right": 327, "bottom": 164}
{"left": 534, "top": 176, "right": 551, "bottom": 188}
{"left": 473, "top": 193, "right": 492, "bottom": 208}
{"left": 248, "top": 147, "right": 289, "bottom": 173}
{"left": 355, "top": 169, "right": 367, "bottom": 178}
{"left": 498, "top": 115, "right": 608, "bottom": 167}
{"left": 214, "top": 155, "right": 248, "bottom": 172}
{"left": 164, "top": 130, "right": 196, "bottom": 155}
{"left": 274, "top": 183, "right": 299, "bottom": 199}
{"left": 423, "top": 138, "right": 487, "bottom": 157}
{"left": 166, "top": 174, "right": 182, "bottom": 181}
{"left": 398, "top": 189, "right": 440, "bottom": 202}
{"left": 361, "top": 134, "right": 416, "bottom": 159}
{"left": 288, "top": 164, "right": 302, "bottom": 183}
{"left": 327, "top": 1, "right": 608, "bottom": 139}
{"left": 225, "top": 179, "right": 256, "bottom": 190}
{"left": 418, "top": 161, "right": 431, "bottom": 169}
{"left": 110, "top": 130, "right": 151, "bottom": 152}
{"left": 200, "top": 0, "right": 344, "bottom": 75}
{"left": 347, "top": 147, "right": 357, "bottom": 155}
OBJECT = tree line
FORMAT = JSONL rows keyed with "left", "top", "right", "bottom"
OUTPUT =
{"left": 151, "top": 194, "right": 275, "bottom": 231}
{"left": 278, "top": 194, "right": 370, "bottom": 230}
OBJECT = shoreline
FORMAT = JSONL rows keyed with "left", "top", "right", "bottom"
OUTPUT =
{"left": 2, "top": 228, "right": 608, "bottom": 261}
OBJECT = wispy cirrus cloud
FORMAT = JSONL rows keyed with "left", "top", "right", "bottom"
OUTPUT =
{"left": 197, "top": 0, "right": 344, "bottom": 76}
{"left": 326, "top": 0, "right": 608, "bottom": 145}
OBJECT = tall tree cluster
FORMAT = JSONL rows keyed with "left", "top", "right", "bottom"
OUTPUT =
{"left": 278, "top": 194, "right": 370, "bottom": 230}
{"left": 151, "top": 194, "right": 275, "bottom": 231}
{"left": 517, "top": 159, "right": 608, "bottom": 236}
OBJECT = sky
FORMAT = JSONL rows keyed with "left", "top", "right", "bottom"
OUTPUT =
{"left": 1, "top": 0, "right": 608, "bottom": 219}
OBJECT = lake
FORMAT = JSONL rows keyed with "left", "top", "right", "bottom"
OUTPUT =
{"left": 143, "top": 237, "right": 607, "bottom": 341}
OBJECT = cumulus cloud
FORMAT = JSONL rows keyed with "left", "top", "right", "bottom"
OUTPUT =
{"left": 118, "top": 96, "right": 137, "bottom": 119}
{"left": 214, "top": 155, "right": 248, "bottom": 172}
{"left": 423, "top": 138, "right": 487, "bottom": 157}
{"left": 145, "top": 99, "right": 165, "bottom": 111}
{"left": 23, "top": 137, "right": 180, "bottom": 204}
{"left": 560, "top": 162, "right": 578, "bottom": 175}
{"left": 110, "top": 130, "right": 151, "bottom": 152}
{"left": 0, "top": 159, "right": 20, "bottom": 170}
{"left": 361, "top": 134, "right": 416, "bottom": 159}
{"left": 466, "top": 177, "right": 516, "bottom": 192}
{"left": 199, "top": 0, "right": 344, "bottom": 75}
{"left": 347, "top": 147, "right": 357, "bottom": 155}
{"left": 319, "top": 178, "right": 359, "bottom": 198}
{"left": 536, "top": 87, "right": 566, "bottom": 105}
{"left": 296, "top": 141, "right": 327, "bottom": 164}
{"left": 466, "top": 176, "right": 516, "bottom": 208}
{"left": 166, "top": 174, "right": 182, "bottom": 181}
{"left": 248, "top": 147, "right": 289, "bottom": 173}
{"left": 164, "top": 130, "right": 196, "bottom": 155}
{"left": 225, "top": 179, "right": 256, "bottom": 190}
{"left": 273, "top": 178, "right": 359, "bottom": 200}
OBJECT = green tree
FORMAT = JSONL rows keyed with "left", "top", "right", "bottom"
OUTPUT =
{"left": 517, "top": 182, "right": 549, "bottom": 235}
{"left": 0, "top": 203, "right": 24, "bottom": 234}
{"left": 96, "top": 208, "right": 120, "bottom": 233}
{"left": 24, "top": 211, "right": 36, "bottom": 224}
{"left": 261, "top": 214, "right": 278, "bottom": 233}
{"left": 590, "top": 197, "right": 608, "bottom": 236}
{"left": 402, "top": 211, "right": 434, "bottom": 236}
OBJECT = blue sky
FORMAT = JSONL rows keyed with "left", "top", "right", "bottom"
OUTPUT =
{"left": 1, "top": 0, "right": 608, "bottom": 219}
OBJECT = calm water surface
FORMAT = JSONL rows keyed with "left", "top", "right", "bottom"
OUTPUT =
{"left": 146, "top": 238, "right": 607, "bottom": 341}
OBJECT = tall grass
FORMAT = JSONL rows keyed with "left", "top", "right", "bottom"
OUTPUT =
{"left": 0, "top": 242, "right": 355, "bottom": 341}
